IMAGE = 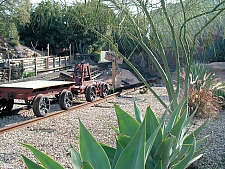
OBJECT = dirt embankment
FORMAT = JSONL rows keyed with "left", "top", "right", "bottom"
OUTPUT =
{"left": 0, "top": 37, "right": 41, "bottom": 59}
{"left": 207, "top": 62, "right": 225, "bottom": 82}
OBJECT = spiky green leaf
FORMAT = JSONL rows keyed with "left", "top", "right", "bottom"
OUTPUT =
{"left": 170, "top": 133, "right": 195, "bottom": 167}
{"left": 20, "top": 143, "right": 64, "bottom": 169}
{"left": 170, "top": 109, "right": 188, "bottom": 141}
{"left": 153, "top": 135, "right": 176, "bottom": 167}
{"left": 21, "top": 155, "right": 45, "bottom": 169}
{"left": 154, "top": 159, "right": 162, "bottom": 169}
{"left": 146, "top": 106, "right": 163, "bottom": 156}
{"left": 100, "top": 143, "right": 116, "bottom": 165}
{"left": 114, "top": 104, "right": 140, "bottom": 137}
{"left": 193, "top": 119, "right": 209, "bottom": 137}
{"left": 196, "top": 135, "right": 210, "bottom": 150}
{"left": 112, "top": 139, "right": 124, "bottom": 169}
{"left": 82, "top": 161, "right": 94, "bottom": 169}
{"left": 116, "top": 134, "right": 132, "bottom": 148}
{"left": 79, "top": 119, "right": 111, "bottom": 169}
{"left": 134, "top": 99, "right": 143, "bottom": 123}
{"left": 102, "top": 118, "right": 120, "bottom": 134}
{"left": 173, "top": 137, "right": 196, "bottom": 169}
{"left": 70, "top": 144, "right": 82, "bottom": 169}
{"left": 146, "top": 155, "right": 155, "bottom": 169}
{"left": 164, "top": 99, "right": 186, "bottom": 138}
{"left": 114, "top": 118, "right": 146, "bottom": 169}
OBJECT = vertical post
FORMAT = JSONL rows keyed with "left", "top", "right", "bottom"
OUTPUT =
{"left": 59, "top": 56, "right": 62, "bottom": 67}
{"left": 35, "top": 55, "right": 37, "bottom": 76}
{"left": 7, "top": 52, "right": 11, "bottom": 82}
{"left": 47, "top": 44, "right": 49, "bottom": 56}
{"left": 22, "top": 59, "right": 24, "bottom": 78}
{"left": 53, "top": 56, "right": 56, "bottom": 72}
{"left": 112, "top": 60, "right": 116, "bottom": 90}
{"left": 69, "top": 44, "right": 72, "bottom": 65}
{"left": 65, "top": 56, "right": 67, "bottom": 67}
{"left": 31, "top": 41, "right": 38, "bottom": 76}
{"left": 4, "top": 43, "right": 11, "bottom": 81}
{"left": 46, "top": 57, "right": 49, "bottom": 69}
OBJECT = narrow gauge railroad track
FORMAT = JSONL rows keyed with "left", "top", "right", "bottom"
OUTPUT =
{"left": 0, "top": 87, "right": 137, "bottom": 134}
{"left": 0, "top": 76, "right": 161, "bottom": 134}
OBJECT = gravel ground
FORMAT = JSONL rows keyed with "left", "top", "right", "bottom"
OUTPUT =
{"left": 0, "top": 87, "right": 224, "bottom": 169}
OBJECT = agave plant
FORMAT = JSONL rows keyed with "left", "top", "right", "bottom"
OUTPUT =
{"left": 21, "top": 99, "right": 211, "bottom": 169}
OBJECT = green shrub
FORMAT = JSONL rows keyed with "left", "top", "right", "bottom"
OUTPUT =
{"left": 181, "top": 61, "right": 225, "bottom": 117}
{"left": 9, "top": 39, "right": 19, "bottom": 46}
{"left": 21, "top": 100, "right": 211, "bottom": 169}
{"left": 23, "top": 72, "right": 35, "bottom": 78}
{"left": 90, "top": 51, "right": 101, "bottom": 63}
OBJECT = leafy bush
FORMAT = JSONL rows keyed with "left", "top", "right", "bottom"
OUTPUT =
{"left": 9, "top": 39, "right": 19, "bottom": 46}
{"left": 21, "top": 100, "right": 211, "bottom": 169}
{"left": 181, "top": 61, "right": 225, "bottom": 117}
{"left": 90, "top": 51, "right": 101, "bottom": 63}
{"left": 23, "top": 72, "right": 35, "bottom": 78}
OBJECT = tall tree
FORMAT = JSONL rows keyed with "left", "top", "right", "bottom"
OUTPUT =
{"left": 19, "top": 0, "right": 66, "bottom": 52}
{"left": 57, "top": 0, "right": 116, "bottom": 53}
{"left": 19, "top": 0, "right": 116, "bottom": 54}
{"left": 0, "top": 0, "right": 31, "bottom": 40}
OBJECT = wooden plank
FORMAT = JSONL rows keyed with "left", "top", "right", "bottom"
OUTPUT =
{"left": 0, "top": 80, "right": 75, "bottom": 90}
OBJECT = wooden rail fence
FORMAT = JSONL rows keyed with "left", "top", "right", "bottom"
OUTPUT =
{"left": 0, "top": 56, "right": 71, "bottom": 81}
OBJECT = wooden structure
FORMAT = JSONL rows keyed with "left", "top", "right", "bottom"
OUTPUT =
{"left": 105, "top": 51, "right": 123, "bottom": 89}
{"left": 0, "top": 56, "right": 71, "bottom": 81}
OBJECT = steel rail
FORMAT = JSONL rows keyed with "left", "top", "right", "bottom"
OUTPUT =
{"left": 0, "top": 88, "right": 136, "bottom": 134}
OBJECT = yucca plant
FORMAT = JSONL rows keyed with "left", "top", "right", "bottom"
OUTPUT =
{"left": 21, "top": 100, "right": 211, "bottom": 169}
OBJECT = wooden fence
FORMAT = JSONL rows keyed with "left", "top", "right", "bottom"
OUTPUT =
{"left": 0, "top": 56, "right": 71, "bottom": 81}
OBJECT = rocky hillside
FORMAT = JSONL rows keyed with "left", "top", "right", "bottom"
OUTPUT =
{"left": 0, "top": 37, "right": 41, "bottom": 60}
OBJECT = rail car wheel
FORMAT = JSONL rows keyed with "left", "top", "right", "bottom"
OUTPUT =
{"left": 33, "top": 94, "right": 50, "bottom": 117}
{"left": 0, "top": 98, "right": 14, "bottom": 115}
{"left": 59, "top": 90, "right": 73, "bottom": 110}
{"left": 85, "top": 85, "right": 96, "bottom": 102}
{"left": 100, "top": 83, "right": 109, "bottom": 98}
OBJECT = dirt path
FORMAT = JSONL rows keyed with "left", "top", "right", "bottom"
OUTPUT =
{"left": 207, "top": 62, "right": 225, "bottom": 82}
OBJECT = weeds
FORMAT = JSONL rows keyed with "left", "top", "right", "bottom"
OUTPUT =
{"left": 181, "top": 61, "right": 225, "bottom": 118}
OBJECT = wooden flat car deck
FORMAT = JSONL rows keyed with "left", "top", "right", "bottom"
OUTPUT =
{"left": 0, "top": 80, "right": 75, "bottom": 100}
{"left": 0, "top": 80, "right": 74, "bottom": 89}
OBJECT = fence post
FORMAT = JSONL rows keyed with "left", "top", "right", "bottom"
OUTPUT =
{"left": 46, "top": 57, "right": 49, "bottom": 69}
{"left": 35, "top": 56, "right": 37, "bottom": 76}
{"left": 69, "top": 44, "right": 72, "bottom": 64}
{"left": 112, "top": 60, "right": 116, "bottom": 89}
{"left": 47, "top": 44, "right": 49, "bottom": 56}
{"left": 64, "top": 56, "right": 67, "bottom": 67}
{"left": 53, "top": 57, "right": 56, "bottom": 72}
{"left": 22, "top": 59, "right": 24, "bottom": 78}
{"left": 8, "top": 58, "right": 11, "bottom": 81}
{"left": 59, "top": 56, "right": 62, "bottom": 67}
